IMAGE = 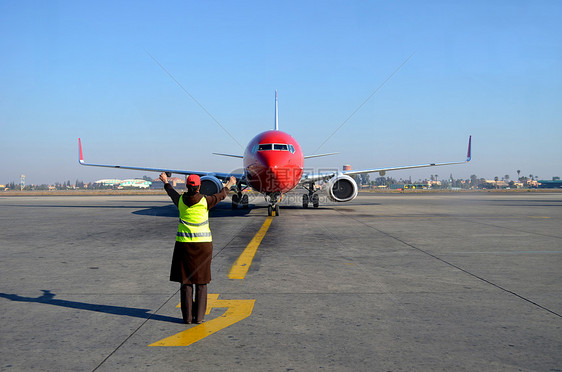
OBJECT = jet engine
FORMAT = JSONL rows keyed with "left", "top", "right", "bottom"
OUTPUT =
{"left": 199, "top": 176, "right": 224, "bottom": 196}
{"left": 326, "top": 174, "right": 358, "bottom": 202}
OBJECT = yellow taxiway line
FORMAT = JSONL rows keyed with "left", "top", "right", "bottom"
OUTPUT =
{"left": 228, "top": 216, "right": 273, "bottom": 280}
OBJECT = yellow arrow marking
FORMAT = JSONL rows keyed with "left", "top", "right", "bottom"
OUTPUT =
{"left": 149, "top": 294, "right": 255, "bottom": 347}
{"left": 228, "top": 217, "right": 273, "bottom": 280}
{"left": 150, "top": 217, "right": 271, "bottom": 346}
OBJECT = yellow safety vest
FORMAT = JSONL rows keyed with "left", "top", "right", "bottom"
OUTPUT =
{"left": 176, "top": 196, "right": 212, "bottom": 243}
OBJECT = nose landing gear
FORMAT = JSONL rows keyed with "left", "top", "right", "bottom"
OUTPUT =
{"left": 267, "top": 204, "right": 280, "bottom": 217}
{"left": 266, "top": 192, "right": 282, "bottom": 217}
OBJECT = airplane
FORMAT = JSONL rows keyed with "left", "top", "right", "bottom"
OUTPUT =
{"left": 79, "top": 92, "right": 471, "bottom": 216}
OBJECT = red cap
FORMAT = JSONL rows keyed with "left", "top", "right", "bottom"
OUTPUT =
{"left": 186, "top": 174, "right": 201, "bottom": 186}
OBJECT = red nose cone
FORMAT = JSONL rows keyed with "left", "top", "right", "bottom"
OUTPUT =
{"left": 252, "top": 151, "right": 302, "bottom": 193}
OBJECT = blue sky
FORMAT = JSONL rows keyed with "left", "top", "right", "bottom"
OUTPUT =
{"left": 1, "top": 1, "right": 561, "bottom": 185}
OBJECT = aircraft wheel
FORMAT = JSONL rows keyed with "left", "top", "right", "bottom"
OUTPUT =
{"left": 232, "top": 194, "right": 240, "bottom": 209}
{"left": 275, "top": 204, "right": 280, "bottom": 216}
{"left": 303, "top": 194, "right": 309, "bottom": 208}
{"left": 241, "top": 194, "right": 249, "bottom": 209}
{"left": 268, "top": 205, "right": 273, "bottom": 216}
{"left": 312, "top": 194, "right": 319, "bottom": 208}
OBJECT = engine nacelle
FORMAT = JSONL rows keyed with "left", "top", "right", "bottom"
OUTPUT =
{"left": 199, "top": 176, "right": 223, "bottom": 196}
{"left": 326, "top": 174, "right": 358, "bottom": 202}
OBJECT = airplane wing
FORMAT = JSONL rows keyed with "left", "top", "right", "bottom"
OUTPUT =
{"left": 300, "top": 135, "right": 471, "bottom": 184}
{"left": 78, "top": 139, "right": 245, "bottom": 181}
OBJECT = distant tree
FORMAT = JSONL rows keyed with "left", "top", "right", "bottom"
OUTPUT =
{"left": 375, "top": 177, "right": 388, "bottom": 186}
{"left": 360, "top": 173, "right": 370, "bottom": 186}
{"left": 517, "top": 170, "right": 521, "bottom": 179}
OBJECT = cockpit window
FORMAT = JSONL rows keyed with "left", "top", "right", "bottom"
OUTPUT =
{"left": 257, "top": 143, "right": 295, "bottom": 153}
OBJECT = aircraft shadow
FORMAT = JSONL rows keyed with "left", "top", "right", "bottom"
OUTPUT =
{"left": 0, "top": 290, "right": 183, "bottom": 324}
{"left": 276, "top": 205, "right": 333, "bottom": 211}
{"left": 8, "top": 202, "right": 253, "bottom": 218}
{"left": 132, "top": 202, "right": 253, "bottom": 218}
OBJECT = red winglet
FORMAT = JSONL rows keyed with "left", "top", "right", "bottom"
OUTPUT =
{"left": 78, "top": 138, "right": 84, "bottom": 163}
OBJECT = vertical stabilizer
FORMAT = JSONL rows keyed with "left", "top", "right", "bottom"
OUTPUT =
{"left": 274, "top": 90, "right": 279, "bottom": 130}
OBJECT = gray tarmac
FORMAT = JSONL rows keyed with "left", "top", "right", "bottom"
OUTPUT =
{"left": 0, "top": 191, "right": 561, "bottom": 371}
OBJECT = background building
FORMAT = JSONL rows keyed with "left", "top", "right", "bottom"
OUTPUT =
{"left": 94, "top": 179, "right": 152, "bottom": 189}
{"left": 95, "top": 179, "right": 122, "bottom": 187}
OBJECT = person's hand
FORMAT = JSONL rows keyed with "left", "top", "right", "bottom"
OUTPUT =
{"left": 159, "top": 172, "right": 168, "bottom": 184}
{"left": 225, "top": 176, "right": 236, "bottom": 189}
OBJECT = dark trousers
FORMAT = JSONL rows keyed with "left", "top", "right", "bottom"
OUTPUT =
{"left": 180, "top": 284, "right": 207, "bottom": 324}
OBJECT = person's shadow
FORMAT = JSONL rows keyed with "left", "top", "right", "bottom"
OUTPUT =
{"left": 0, "top": 290, "right": 182, "bottom": 323}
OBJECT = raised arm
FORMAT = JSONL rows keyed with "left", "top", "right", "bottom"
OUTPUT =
{"left": 160, "top": 172, "right": 181, "bottom": 207}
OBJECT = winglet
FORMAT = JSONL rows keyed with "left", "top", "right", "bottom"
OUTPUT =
{"left": 466, "top": 135, "right": 472, "bottom": 162}
{"left": 78, "top": 138, "right": 84, "bottom": 164}
{"left": 274, "top": 90, "right": 279, "bottom": 131}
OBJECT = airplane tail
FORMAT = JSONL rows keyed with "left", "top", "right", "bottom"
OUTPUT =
{"left": 274, "top": 90, "right": 278, "bottom": 130}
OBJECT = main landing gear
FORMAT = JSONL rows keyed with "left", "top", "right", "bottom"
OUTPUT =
{"left": 231, "top": 183, "right": 249, "bottom": 210}
{"left": 266, "top": 192, "right": 282, "bottom": 217}
{"left": 302, "top": 182, "right": 319, "bottom": 208}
